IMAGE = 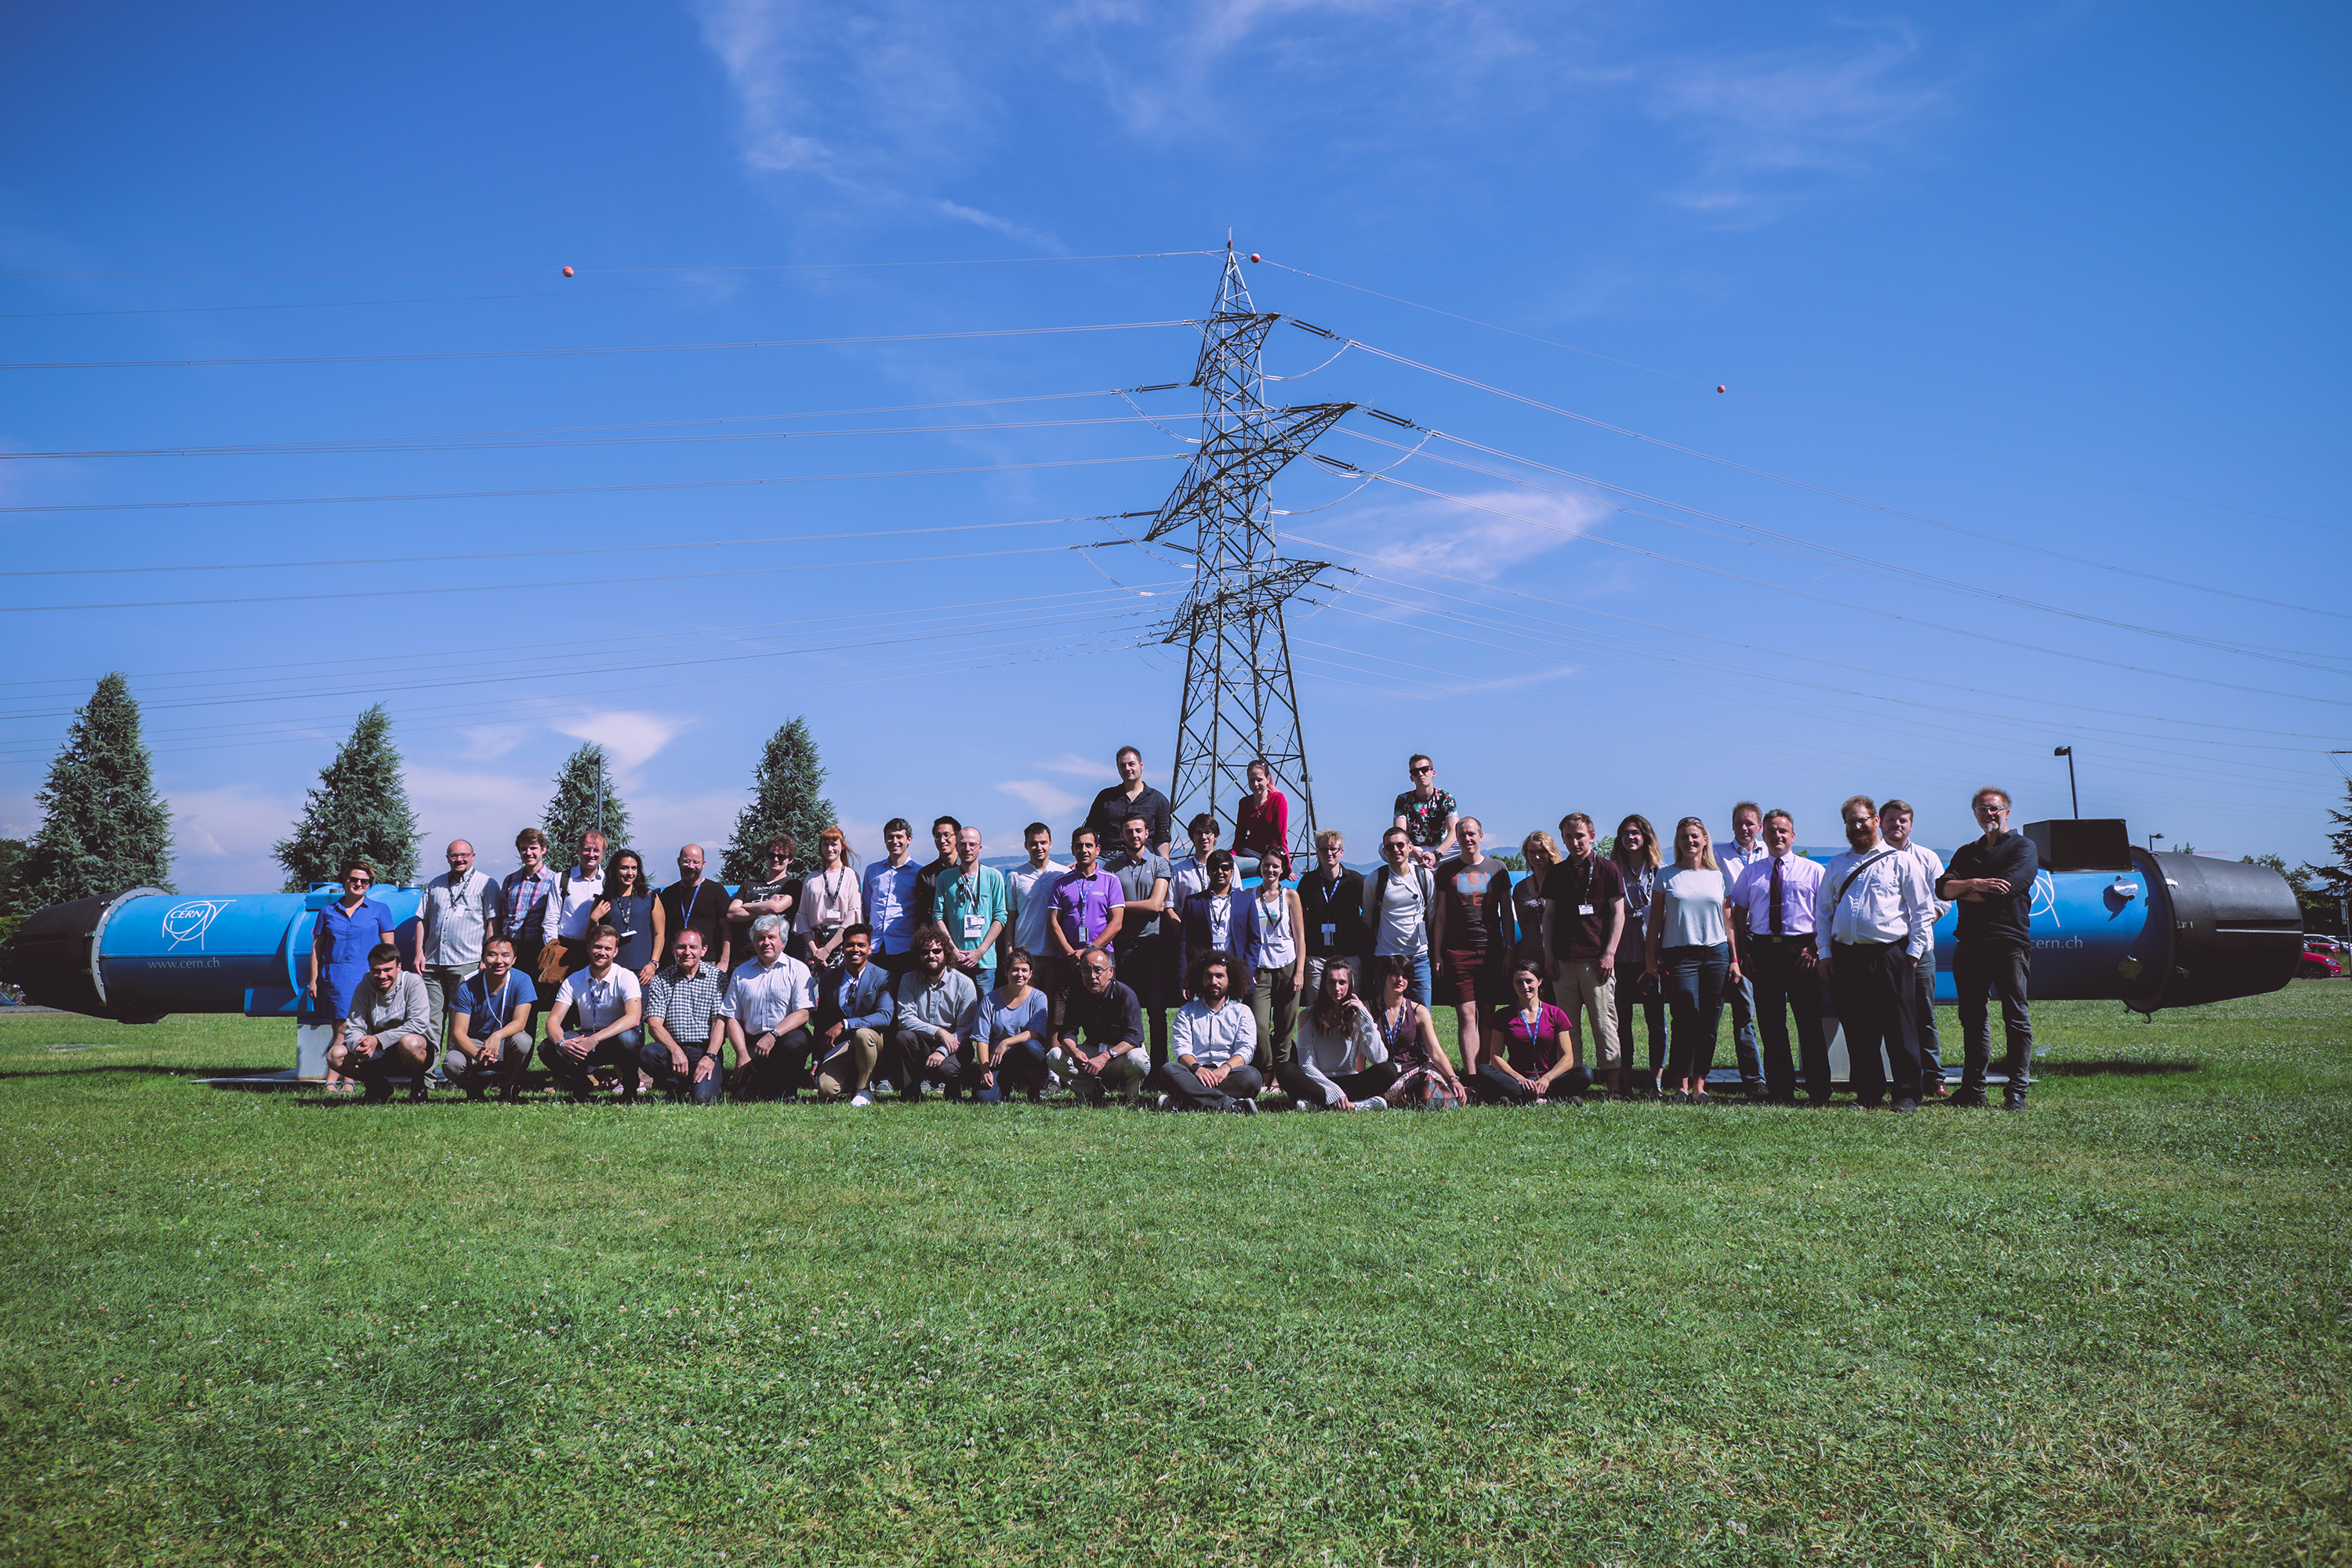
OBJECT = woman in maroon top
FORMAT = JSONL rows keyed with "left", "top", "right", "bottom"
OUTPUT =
{"left": 1232, "top": 757, "right": 1289, "bottom": 881}
{"left": 1474, "top": 961, "right": 1592, "bottom": 1104}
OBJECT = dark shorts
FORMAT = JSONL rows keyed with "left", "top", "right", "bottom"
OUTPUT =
{"left": 1442, "top": 949, "right": 1494, "bottom": 1008}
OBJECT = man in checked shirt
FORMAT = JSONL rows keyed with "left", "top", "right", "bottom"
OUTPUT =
{"left": 641, "top": 927, "right": 728, "bottom": 1105}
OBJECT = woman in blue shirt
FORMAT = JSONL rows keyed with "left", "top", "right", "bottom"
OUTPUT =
{"left": 589, "top": 849, "right": 663, "bottom": 981}
{"left": 307, "top": 858, "right": 397, "bottom": 1091}
{"left": 983, "top": 948, "right": 1053, "bottom": 1101}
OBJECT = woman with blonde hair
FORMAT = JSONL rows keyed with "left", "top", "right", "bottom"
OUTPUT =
{"left": 1642, "top": 815, "right": 1740, "bottom": 1102}
{"left": 1512, "top": 829, "right": 1560, "bottom": 1000}
{"left": 795, "top": 826, "right": 862, "bottom": 974}
{"left": 1611, "top": 814, "right": 1667, "bottom": 1097}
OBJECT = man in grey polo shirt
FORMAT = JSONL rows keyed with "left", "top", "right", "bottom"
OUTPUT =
{"left": 416, "top": 838, "right": 500, "bottom": 1080}
{"left": 1105, "top": 811, "right": 1174, "bottom": 1069}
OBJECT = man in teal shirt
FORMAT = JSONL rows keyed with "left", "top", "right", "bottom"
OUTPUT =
{"left": 933, "top": 824, "right": 1008, "bottom": 998}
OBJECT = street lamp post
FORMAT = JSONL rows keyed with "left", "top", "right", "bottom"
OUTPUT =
{"left": 2147, "top": 832, "right": 2165, "bottom": 852}
{"left": 2053, "top": 746, "right": 2079, "bottom": 818}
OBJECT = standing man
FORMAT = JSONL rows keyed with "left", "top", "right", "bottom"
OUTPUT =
{"left": 912, "top": 817, "right": 961, "bottom": 938}
{"left": 934, "top": 824, "right": 1007, "bottom": 999}
{"left": 724, "top": 913, "right": 818, "bottom": 1101}
{"left": 660, "top": 844, "right": 731, "bottom": 977}
{"left": 416, "top": 837, "right": 499, "bottom": 1080}
{"left": 1299, "top": 828, "right": 1368, "bottom": 1000}
{"left": 1430, "top": 817, "right": 1516, "bottom": 1079}
{"left": 328, "top": 944, "right": 435, "bottom": 1103}
{"left": 1392, "top": 754, "right": 1459, "bottom": 869}
{"left": 1105, "top": 812, "right": 1174, "bottom": 1068}
{"left": 1149, "top": 951, "right": 1261, "bottom": 1113}
{"left": 539, "top": 924, "right": 643, "bottom": 1101}
{"left": 1003, "top": 822, "right": 1066, "bottom": 993}
{"left": 1818, "top": 796, "right": 1936, "bottom": 1111}
{"left": 860, "top": 818, "right": 924, "bottom": 975}
{"left": 1726, "top": 810, "right": 1828, "bottom": 1104}
{"left": 1048, "top": 827, "right": 1125, "bottom": 970}
{"left": 883, "top": 933, "right": 981, "bottom": 1102}
{"left": 497, "top": 828, "right": 559, "bottom": 1025}
{"left": 1938, "top": 787, "right": 2038, "bottom": 1112}
{"left": 446, "top": 933, "right": 535, "bottom": 1101}
{"left": 1364, "top": 828, "right": 1437, "bottom": 1005}
{"left": 1083, "top": 746, "right": 1174, "bottom": 858}
{"left": 728, "top": 836, "right": 800, "bottom": 964}
{"left": 1717, "top": 803, "right": 1772, "bottom": 1100}
{"left": 641, "top": 927, "right": 728, "bottom": 1105}
{"left": 544, "top": 829, "right": 609, "bottom": 978}
{"left": 1879, "top": 800, "right": 1952, "bottom": 1099}
{"left": 812, "top": 925, "right": 894, "bottom": 1105}
{"left": 1541, "top": 814, "right": 1627, "bottom": 1098}
{"left": 1047, "top": 946, "right": 1150, "bottom": 1106}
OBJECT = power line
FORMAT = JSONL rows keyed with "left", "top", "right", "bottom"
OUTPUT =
{"left": 0, "top": 452, "right": 1188, "bottom": 518}
{"left": 0, "top": 249, "right": 1221, "bottom": 280}
{"left": 0, "top": 318, "right": 1195, "bottom": 372}
{"left": 1262, "top": 256, "right": 2342, "bottom": 535}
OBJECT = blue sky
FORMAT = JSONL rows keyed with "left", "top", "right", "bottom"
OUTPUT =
{"left": 2, "top": 0, "right": 2344, "bottom": 889}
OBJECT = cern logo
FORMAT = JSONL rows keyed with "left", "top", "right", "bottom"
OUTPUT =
{"left": 161, "top": 899, "right": 230, "bottom": 949}
{"left": 2028, "top": 872, "right": 2060, "bottom": 928}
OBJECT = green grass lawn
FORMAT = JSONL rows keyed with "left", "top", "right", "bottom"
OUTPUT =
{"left": 2, "top": 985, "right": 2347, "bottom": 1566}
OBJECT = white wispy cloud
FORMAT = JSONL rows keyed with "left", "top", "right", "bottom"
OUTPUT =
{"left": 1348, "top": 487, "right": 1610, "bottom": 582}
{"left": 547, "top": 711, "right": 691, "bottom": 774}
{"left": 996, "top": 779, "right": 1085, "bottom": 818}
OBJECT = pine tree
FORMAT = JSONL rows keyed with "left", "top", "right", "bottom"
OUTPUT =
{"left": 10, "top": 673, "right": 175, "bottom": 912}
{"left": 541, "top": 744, "right": 633, "bottom": 861}
{"left": 2304, "top": 779, "right": 2352, "bottom": 906}
{"left": 272, "top": 704, "right": 420, "bottom": 891}
{"left": 722, "top": 718, "right": 837, "bottom": 884}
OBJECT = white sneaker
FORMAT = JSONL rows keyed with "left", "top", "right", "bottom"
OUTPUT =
{"left": 1155, "top": 1094, "right": 1173, "bottom": 1111}
{"left": 1357, "top": 1095, "right": 1388, "bottom": 1110}
{"left": 848, "top": 1091, "right": 874, "bottom": 1108}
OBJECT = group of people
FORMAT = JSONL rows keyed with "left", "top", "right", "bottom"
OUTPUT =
{"left": 309, "top": 748, "right": 2042, "bottom": 1116}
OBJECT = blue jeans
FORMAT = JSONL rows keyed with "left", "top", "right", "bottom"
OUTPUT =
{"left": 1378, "top": 951, "right": 1432, "bottom": 1008}
{"left": 639, "top": 1038, "right": 724, "bottom": 1105}
{"left": 1661, "top": 943, "right": 1730, "bottom": 1090}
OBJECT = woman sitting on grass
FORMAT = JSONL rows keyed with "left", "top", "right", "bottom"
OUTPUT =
{"left": 1475, "top": 960, "right": 1589, "bottom": 1105}
{"left": 1277, "top": 955, "right": 1401, "bottom": 1110}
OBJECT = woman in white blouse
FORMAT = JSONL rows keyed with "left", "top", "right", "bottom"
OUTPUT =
{"left": 1642, "top": 815, "right": 1740, "bottom": 1103}
{"left": 1247, "top": 844, "right": 1307, "bottom": 1072}
{"left": 1277, "top": 956, "right": 1402, "bottom": 1110}
{"left": 794, "top": 826, "right": 862, "bottom": 974}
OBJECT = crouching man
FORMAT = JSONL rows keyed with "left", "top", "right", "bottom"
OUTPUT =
{"left": 328, "top": 942, "right": 434, "bottom": 1103}
{"left": 812, "top": 925, "right": 894, "bottom": 1105}
{"left": 884, "top": 933, "right": 982, "bottom": 1102}
{"left": 539, "top": 924, "right": 644, "bottom": 1100}
{"left": 641, "top": 928, "right": 728, "bottom": 1105}
{"left": 447, "top": 933, "right": 535, "bottom": 1101}
{"left": 724, "top": 914, "right": 818, "bottom": 1102}
{"left": 1149, "top": 949, "right": 1261, "bottom": 1113}
{"left": 1047, "top": 946, "right": 1151, "bottom": 1106}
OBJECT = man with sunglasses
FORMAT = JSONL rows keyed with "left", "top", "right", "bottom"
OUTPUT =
{"left": 1938, "top": 788, "right": 2039, "bottom": 1111}
{"left": 1392, "top": 754, "right": 1459, "bottom": 870}
{"left": 728, "top": 836, "right": 801, "bottom": 961}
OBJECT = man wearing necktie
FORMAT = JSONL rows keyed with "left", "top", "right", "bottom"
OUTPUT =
{"left": 1728, "top": 811, "right": 1829, "bottom": 1103}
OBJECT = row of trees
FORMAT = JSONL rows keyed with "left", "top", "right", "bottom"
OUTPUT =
{"left": 1, "top": 677, "right": 840, "bottom": 914}
{"left": 4, "top": 672, "right": 2351, "bottom": 925}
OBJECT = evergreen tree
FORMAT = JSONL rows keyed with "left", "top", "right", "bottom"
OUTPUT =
{"left": 10, "top": 673, "right": 175, "bottom": 912}
{"left": 272, "top": 704, "right": 419, "bottom": 891}
{"left": 722, "top": 718, "right": 837, "bottom": 884}
{"left": 541, "top": 744, "right": 633, "bottom": 861}
{"left": 2304, "top": 779, "right": 2352, "bottom": 910}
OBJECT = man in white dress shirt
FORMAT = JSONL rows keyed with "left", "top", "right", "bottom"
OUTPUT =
{"left": 725, "top": 914, "right": 818, "bottom": 1101}
{"left": 1879, "top": 799, "right": 1953, "bottom": 1100}
{"left": 1727, "top": 811, "right": 1829, "bottom": 1103}
{"left": 1817, "top": 795, "right": 1936, "bottom": 1111}
{"left": 1717, "top": 803, "right": 1772, "bottom": 1100}
{"left": 1149, "top": 951, "right": 1261, "bottom": 1112}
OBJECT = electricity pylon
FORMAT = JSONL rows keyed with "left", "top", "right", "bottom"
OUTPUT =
{"left": 1147, "top": 245, "right": 1352, "bottom": 857}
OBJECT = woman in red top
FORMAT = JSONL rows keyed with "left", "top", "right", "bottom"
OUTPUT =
{"left": 1475, "top": 961, "right": 1592, "bottom": 1104}
{"left": 1232, "top": 757, "right": 1289, "bottom": 881}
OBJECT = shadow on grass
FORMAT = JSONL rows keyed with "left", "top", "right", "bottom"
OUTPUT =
{"left": 0, "top": 1062, "right": 285, "bottom": 1080}
{"left": 2038, "top": 1058, "right": 2202, "bottom": 1077}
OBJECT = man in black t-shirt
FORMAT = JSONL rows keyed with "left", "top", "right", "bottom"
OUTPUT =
{"left": 912, "top": 816, "right": 961, "bottom": 934}
{"left": 1936, "top": 787, "right": 2040, "bottom": 1110}
{"left": 1300, "top": 828, "right": 1368, "bottom": 999}
{"left": 1431, "top": 816, "right": 1516, "bottom": 1076}
{"left": 1541, "top": 813, "right": 1628, "bottom": 1095}
{"left": 1083, "top": 746, "right": 1174, "bottom": 858}
{"left": 660, "top": 844, "right": 731, "bottom": 974}
{"left": 727, "top": 836, "right": 801, "bottom": 961}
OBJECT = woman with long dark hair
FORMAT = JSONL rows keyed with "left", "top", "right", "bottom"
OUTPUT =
{"left": 1278, "top": 956, "right": 1405, "bottom": 1110}
{"left": 590, "top": 848, "right": 663, "bottom": 982}
{"left": 1611, "top": 814, "right": 1668, "bottom": 1098}
{"left": 1643, "top": 815, "right": 1738, "bottom": 1103}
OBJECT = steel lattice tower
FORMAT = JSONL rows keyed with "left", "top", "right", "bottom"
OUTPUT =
{"left": 1145, "top": 247, "right": 1352, "bottom": 855}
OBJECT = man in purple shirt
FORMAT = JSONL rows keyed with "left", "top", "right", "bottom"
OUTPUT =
{"left": 1047, "top": 826, "right": 1126, "bottom": 991}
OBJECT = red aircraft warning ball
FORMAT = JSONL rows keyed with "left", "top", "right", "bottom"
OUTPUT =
{"left": 1248, "top": 253, "right": 1261, "bottom": 263}
{"left": 1716, "top": 383, "right": 1726, "bottom": 393}
{"left": 562, "top": 265, "right": 575, "bottom": 278}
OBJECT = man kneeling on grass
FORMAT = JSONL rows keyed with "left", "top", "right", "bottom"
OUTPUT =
{"left": 1047, "top": 946, "right": 1150, "bottom": 1106}
{"left": 329, "top": 942, "right": 434, "bottom": 1103}
{"left": 641, "top": 928, "right": 728, "bottom": 1105}
{"left": 539, "top": 924, "right": 644, "bottom": 1101}
{"left": 1150, "top": 949, "right": 1261, "bottom": 1113}
{"left": 883, "top": 932, "right": 982, "bottom": 1102}
{"left": 446, "top": 934, "right": 535, "bottom": 1101}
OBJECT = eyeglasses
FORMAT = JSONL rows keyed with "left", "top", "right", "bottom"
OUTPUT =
{"left": 1410, "top": 765, "right": 1433, "bottom": 775}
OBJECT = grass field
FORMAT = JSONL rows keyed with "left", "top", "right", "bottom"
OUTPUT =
{"left": 2, "top": 984, "right": 2347, "bottom": 1566}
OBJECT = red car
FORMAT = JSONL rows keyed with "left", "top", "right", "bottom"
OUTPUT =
{"left": 2300, "top": 943, "right": 2345, "bottom": 979}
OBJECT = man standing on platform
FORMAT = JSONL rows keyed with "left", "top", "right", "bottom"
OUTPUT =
{"left": 1083, "top": 746, "right": 1173, "bottom": 858}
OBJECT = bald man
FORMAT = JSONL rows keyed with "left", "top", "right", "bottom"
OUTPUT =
{"left": 660, "top": 844, "right": 731, "bottom": 975}
{"left": 417, "top": 837, "right": 501, "bottom": 1076}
